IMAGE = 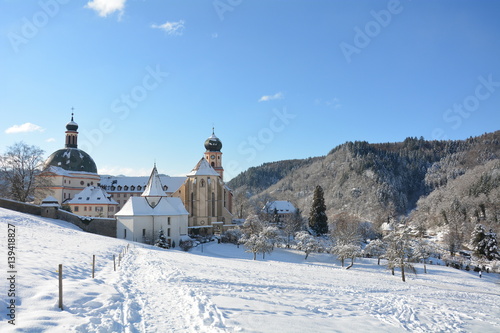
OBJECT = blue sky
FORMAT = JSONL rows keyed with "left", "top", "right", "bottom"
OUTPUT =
{"left": 1, "top": 0, "right": 499, "bottom": 180}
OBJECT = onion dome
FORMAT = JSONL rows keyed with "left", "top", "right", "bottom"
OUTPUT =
{"left": 66, "top": 113, "right": 78, "bottom": 131}
{"left": 204, "top": 128, "right": 222, "bottom": 152}
{"left": 43, "top": 112, "right": 98, "bottom": 174}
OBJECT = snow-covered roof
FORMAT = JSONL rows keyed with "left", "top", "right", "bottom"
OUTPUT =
{"left": 262, "top": 201, "right": 296, "bottom": 214}
{"left": 381, "top": 222, "right": 394, "bottom": 231}
{"left": 115, "top": 196, "right": 188, "bottom": 216}
{"left": 99, "top": 175, "right": 186, "bottom": 194}
{"left": 187, "top": 157, "right": 220, "bottom": 177}
{"left": 41, "top": 196, "right": 60, "bottom": 207}
{"left": 141, "top": 165, "right": 167, "bottom": 197}
{"left": 42, "top": 165, "right": 99, "bottom": 177}
{"left": 68, "top": 186, "right": 118, "bottom": 205}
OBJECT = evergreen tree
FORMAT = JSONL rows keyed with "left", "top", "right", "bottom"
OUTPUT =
{"left": 308, "top": 185, "right": 328, "bottom": 235}
{"left": 155, "top": 229, "right": 169, "bottom": 249}
{"left": 471, "top": 224, "right": 500, "bottom": 260}
{"left": 470, "top": 224, "right": 486, "bottom": 257}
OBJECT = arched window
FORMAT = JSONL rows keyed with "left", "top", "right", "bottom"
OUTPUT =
{"left": 212, "top": 192, "right": 215, "bottom": 217}
{"left": 200, "top": 179, "right": 205, "bottom": 187}
{"left": 190, "top": 192, "right": 195, "bottom": 217}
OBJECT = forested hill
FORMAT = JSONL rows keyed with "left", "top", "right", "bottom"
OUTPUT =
{"left": 228, "top": 131, "right": 500, "bottom": 226}
{"left": 228, "top": 157, "right": 322, "bottom": 192}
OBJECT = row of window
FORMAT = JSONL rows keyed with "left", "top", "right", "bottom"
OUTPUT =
{"left": 73, "top": 206, "right": 113, "bottom": 212}
{"left": 106, "top": 185, "right": 168, "bottom": 192}
{"left": 63, "top": 179, "right": 94, "bottom": 186}
{"left": 124, "top": 227, "right": 171, "bottom": 239}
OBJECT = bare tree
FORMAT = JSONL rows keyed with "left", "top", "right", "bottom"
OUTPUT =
{"left": 283, "top": 208, "right": 304, "bottom": 248}
{"left": 364, "top": 239, "right": 386, "bottom": 265}
{"left": 383, "top": 226, "right": 415, "bottom": 282}
{"left": 330, "top": 212, "right": 362, "bottom": 267}
{"left": 0, "top": 142, "right": 47, "bottom": 202}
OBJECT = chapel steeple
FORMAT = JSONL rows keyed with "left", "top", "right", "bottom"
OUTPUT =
{"left": 142, "top": 164, "right": 167, "bottom": 208}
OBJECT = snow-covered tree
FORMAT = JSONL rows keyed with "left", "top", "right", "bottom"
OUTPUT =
{"left": 260, "top": 226, "right": 279, "bottom": 259}
{"left": 155, "top": 229, "right": 169, "bottom": 249}
{"left": 330, "top": 212, "right": 362, "bottom": 267}
{"left": 240, "top": 215, "right": 278, "bottom": 260}
{"left": 412, "top": 238, "right": 436, "bottom": 273}
{"left": 331, "top": 243, "right": 362, "bottom": 268}
{"left": 364, "top": 239, "right": 386, "bottom": 265}
{"left": 384, "top": 226, "right": 415, "bottom": 282}
{"left": 0, "top": 142, "right": 48, "bottom": 202}
{"left": 470, "top": 224, "right": 500, "bottom": 260}
{"left": 309, "top": 185, "right": 328, "bottom": 235}
{"left": 242, "top": 234, "right": 260, "bottom": 260}
{"left": 241, "top": 214, "right": 264, "bottom": 237}
{"left": 295, "top": 231, "right": 320, "bottom": 259}
{"left": 283, "top": 208, "right": 304, "bottom": 248}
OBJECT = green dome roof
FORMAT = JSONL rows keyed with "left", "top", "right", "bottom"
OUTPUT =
{"left": 44, "top": 148, "right": 97, "bottom": 174}
{"left": 204, "top": 133, "right": 222, "bottom": 152}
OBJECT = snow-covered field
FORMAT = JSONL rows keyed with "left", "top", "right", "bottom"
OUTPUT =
{"left": 1, "top": 208, "right": 499, "bottom": 332}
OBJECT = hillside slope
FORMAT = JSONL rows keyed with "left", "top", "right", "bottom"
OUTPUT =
{"left": 2, "top": 208, "right": 500, "bottom": 332}
{"left": 229, "top": 131, "right": 500, "bottom": 226}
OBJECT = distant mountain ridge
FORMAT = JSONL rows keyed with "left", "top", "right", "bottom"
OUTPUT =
{"left": 228, "top": 131, "right": 500, "bottom": 229}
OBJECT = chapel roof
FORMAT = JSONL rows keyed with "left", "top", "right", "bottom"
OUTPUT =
{"left": 141, "top": 165, "right": 168, "bottom": 197}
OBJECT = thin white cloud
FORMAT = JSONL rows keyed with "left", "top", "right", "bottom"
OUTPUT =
{"left": 315, "top": 97, "right": 341, "bottom": 109}
{"left": 46, "top": 138, "right": 56, "bottom": 143}
{"left": 151, "top": 20, "right": 185, "bottom": 36}
{"left": 85, "top": 0, "right": 126, "bottom": 18}
{"left": 258, "top": 92, "right": 284, "bottom": 102}
{"left": 5, "top": 123, "right": 45, "bottom": 134}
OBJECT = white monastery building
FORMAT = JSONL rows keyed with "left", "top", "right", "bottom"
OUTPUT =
{"left": 115, "top": 165, "right": 189, "bottom": 247}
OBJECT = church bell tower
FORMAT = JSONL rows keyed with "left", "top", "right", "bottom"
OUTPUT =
{"left": 204, "top": 128, "right": 224, "bottom": 179}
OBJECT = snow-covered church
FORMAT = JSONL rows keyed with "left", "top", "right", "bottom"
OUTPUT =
{"left": 36, "top": 115, "right": 235, "bottom": 243}
{"left": 115, "top": 164, "right": 189, "bottom": 246}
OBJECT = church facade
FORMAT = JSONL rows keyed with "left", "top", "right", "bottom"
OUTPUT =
{"left": 35, "top": 115, "right": 101, "bottom": 205}
{"left": 37, "top": 115, "right": 234, "bottom": 236}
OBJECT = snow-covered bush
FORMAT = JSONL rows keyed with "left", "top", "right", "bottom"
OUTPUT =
{"left": 179, "top": 239, "right": 194, "bottom": 252}
{"left": 221, "top": 228, "right": 242, "bottom": 244}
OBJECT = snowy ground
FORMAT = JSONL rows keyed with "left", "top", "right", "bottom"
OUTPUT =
{"left": 1, "top": 208, "right": 499, "bottom": 332}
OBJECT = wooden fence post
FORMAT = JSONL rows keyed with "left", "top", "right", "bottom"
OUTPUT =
{"left": 92, "top": 255, "right": 95, "bottom": 278}
{"left": 113, "top": 255, "right": 116, "bottom": 271}
{"left": 58, "top": 264, "right": 63, "bottom": 310}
